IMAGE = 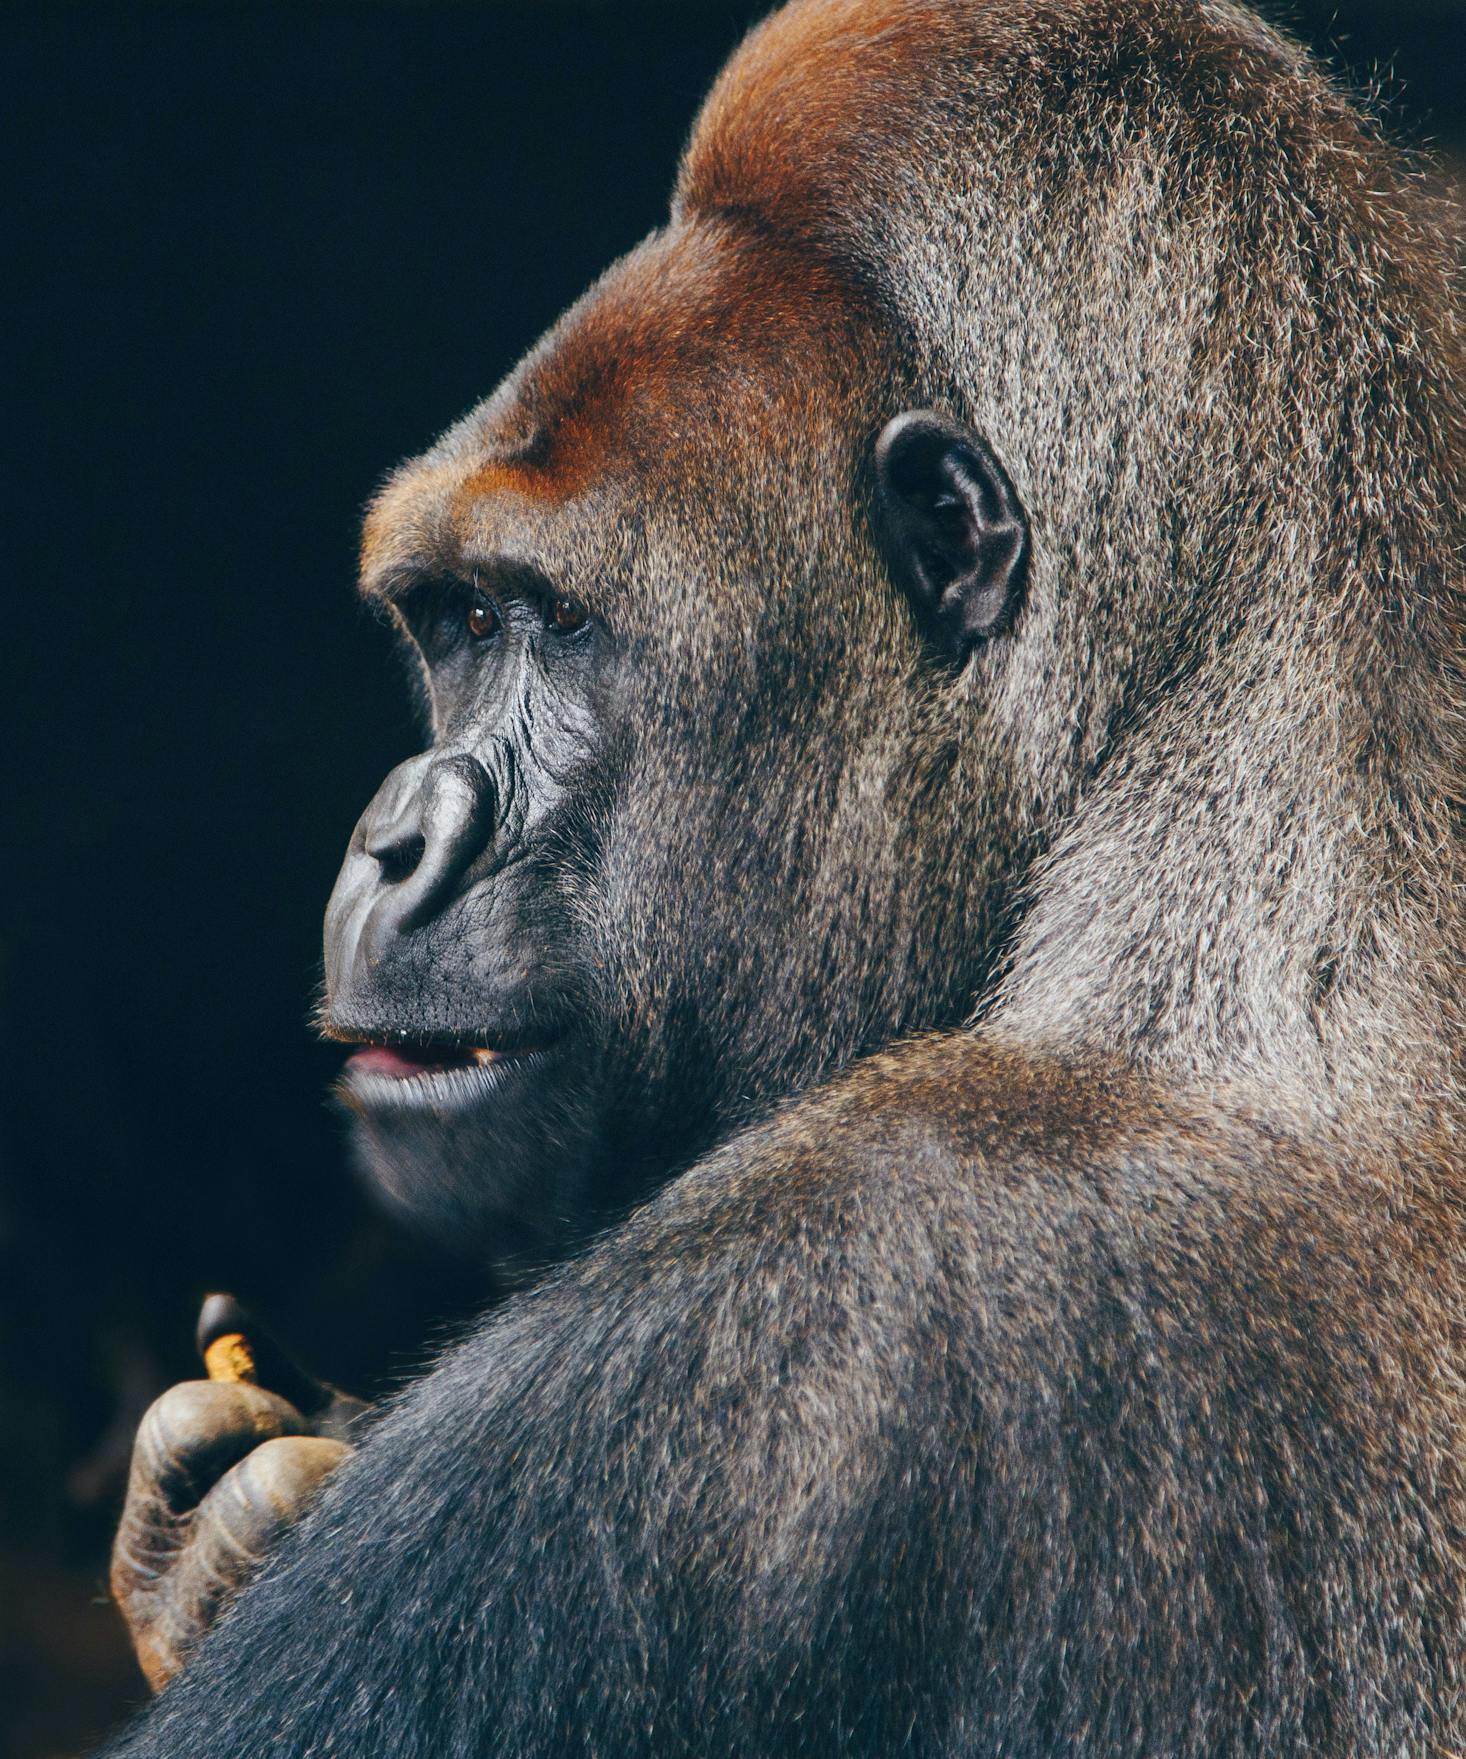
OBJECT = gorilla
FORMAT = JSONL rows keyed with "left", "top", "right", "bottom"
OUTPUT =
{"left": 104, "top": 0, "right": 1466, "bottom": 1753}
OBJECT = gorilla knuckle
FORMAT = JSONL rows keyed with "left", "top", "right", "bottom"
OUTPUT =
{"left": 158, "top": 1379, "right": 292, "bottom": 1446}
{"left": 134, "top": 1380, "right": 309, "bottom": 1506}
{"left": 236, "top": 1435, "right": 351, "bottom": 1520}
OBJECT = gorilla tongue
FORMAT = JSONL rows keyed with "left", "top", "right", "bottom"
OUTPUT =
{"left": 347, "top": 1043, "right": 501, "bottom": 1078}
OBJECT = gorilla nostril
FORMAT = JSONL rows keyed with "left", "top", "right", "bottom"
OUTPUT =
{"left": 367, "top": 828, "right": 426, "bottom": 887}
{"left": 348, "top": 750, "right": 498, "bottom": 939}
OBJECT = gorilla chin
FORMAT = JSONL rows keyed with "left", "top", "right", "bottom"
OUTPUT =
{"left": 333, "top": 1035, "right": 608, "bottom": 1271}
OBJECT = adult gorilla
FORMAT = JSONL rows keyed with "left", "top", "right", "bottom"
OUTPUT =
{"left": 105, "top": 0, "right": 1466, "bottom": 1753}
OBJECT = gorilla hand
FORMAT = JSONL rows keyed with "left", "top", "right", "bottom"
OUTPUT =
{"left": 110, "top": 1295, "right": 368, "bottom": 1691}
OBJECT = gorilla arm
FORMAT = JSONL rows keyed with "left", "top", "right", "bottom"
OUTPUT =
{"left": 103, "top": 1034, "right": 1460, "bottom": 1758}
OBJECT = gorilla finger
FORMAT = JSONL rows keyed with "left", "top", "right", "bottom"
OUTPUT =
{"left": 125, "top": 1379, "right": 312, "bottom": 1526}
{"left": 197, "top": 1292, "right": 373, "bottom": 1441}
{"left": 199, "top": 1432, "right": 352, "bottom": 1542}
{"left": 115, "top": 1435, "right": 350, "bottom": 1693}
{"left": 150, "top": 1437, "right": 353, "bottom": 1683}
{"left": 111, "top": 1381, "right": 312, "bottom": 1629}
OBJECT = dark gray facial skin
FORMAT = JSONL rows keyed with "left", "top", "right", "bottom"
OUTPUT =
{"left": 322, "top": 567, "right": 637, "bottom": 1273}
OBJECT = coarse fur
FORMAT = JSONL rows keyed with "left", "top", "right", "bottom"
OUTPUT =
{"left": 104, "top": 0, "right": 1466, "bottom": 1753}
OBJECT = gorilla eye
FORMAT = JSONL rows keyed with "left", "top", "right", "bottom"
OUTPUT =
{"left": 551, "top": 595, "right": 588, "bottom": 633}
{"left": 466, "top": 594, "right": 501, "bottom": 641}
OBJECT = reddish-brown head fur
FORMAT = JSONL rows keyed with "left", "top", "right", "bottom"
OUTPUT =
{"left": 358, "top": 0, "right": 1464, "bottom": 1148}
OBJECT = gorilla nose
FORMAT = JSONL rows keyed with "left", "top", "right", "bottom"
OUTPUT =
{"left": 358, "top": 752, "right": 497, "bottom": 936}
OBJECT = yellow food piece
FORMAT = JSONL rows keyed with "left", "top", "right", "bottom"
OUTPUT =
{"left": 203, "top": 1331, "right": 258, "bottom": 1385}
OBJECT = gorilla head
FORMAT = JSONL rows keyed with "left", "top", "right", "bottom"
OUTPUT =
{"left": 322, "top": 0, "right": 1459, "bottom": 1270}
{"left": 323, "top": 18, "right": 1027, "bottom": 1267}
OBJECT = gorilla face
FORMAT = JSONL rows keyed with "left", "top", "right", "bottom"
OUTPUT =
{"left": 323, "top": 554, "right": 623, "bottom": 1266}
{"left": 322, "top": 214, "right": 1031, "bottom": 1271}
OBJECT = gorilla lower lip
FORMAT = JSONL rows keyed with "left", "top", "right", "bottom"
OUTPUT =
{"left": 338, "top": 1045, "right": 547, "bottom": 1117}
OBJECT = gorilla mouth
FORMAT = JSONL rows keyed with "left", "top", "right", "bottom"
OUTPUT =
{"left": 330, "top": 1034, "right": 552, "bottom": 1111}
{"left": 344, "top": 1042, "right": 508, "bottom": 1080}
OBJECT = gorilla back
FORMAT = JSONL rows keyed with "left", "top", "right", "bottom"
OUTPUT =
{"left": 106, "top": 0, "right": 1466, "bottom": 1754}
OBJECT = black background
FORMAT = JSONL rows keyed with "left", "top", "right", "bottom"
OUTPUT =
{"left": 3, "top": 3, "right": 1462, "bottom": 1752}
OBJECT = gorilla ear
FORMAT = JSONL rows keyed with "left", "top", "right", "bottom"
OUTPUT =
{"left": 874, "top": 410, "right": 1029, "bottom": 660}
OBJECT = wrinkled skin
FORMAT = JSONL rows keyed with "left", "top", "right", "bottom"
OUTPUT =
{"left": 111, "top": 1308, "right": 367, "bottom": 1689}
{"left": 111, "top": 1384, "right": 352, "bottom": 1691}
